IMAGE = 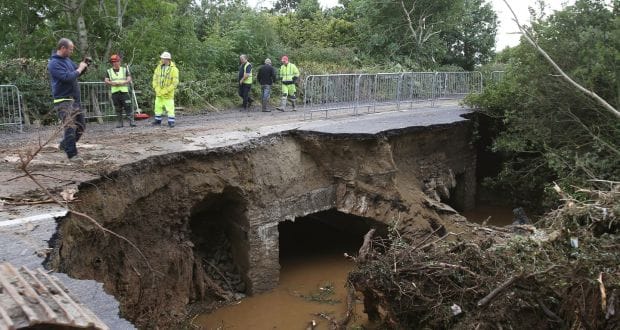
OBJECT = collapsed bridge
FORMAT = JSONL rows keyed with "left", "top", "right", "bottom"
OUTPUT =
{"left": 43, "top": 105, "right": 476, "bottom": 327}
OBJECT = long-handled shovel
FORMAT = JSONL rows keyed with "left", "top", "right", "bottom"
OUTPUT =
{"left": 127, "top": 64, "right": 150, "bottom": 120}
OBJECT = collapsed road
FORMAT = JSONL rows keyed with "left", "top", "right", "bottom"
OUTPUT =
{"left": 0, "top": 101, "right": 476, "bottom": 328}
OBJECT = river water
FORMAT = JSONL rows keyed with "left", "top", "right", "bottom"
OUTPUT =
{"left": 461, "top": 204, "right": 514, "bottom": 226}
{"left": 195, "top": 253, "right": 366, "bottom": 329}
{"left": 195, "top": 205, "right": 513, "bottom": 329}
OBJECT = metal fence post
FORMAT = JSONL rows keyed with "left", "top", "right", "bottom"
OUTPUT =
{"left": 0, "top": 85, "right": 24, "bottom": 132}
{"left": 354, "top": 74, "right": 361, "bottom": 116}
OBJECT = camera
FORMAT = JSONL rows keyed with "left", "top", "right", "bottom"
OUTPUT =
{"left": 83, "top": 57, "right": 93, "bottom": 65}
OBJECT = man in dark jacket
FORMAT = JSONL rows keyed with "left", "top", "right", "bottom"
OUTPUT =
{"left": 47, "top": 38, "right": 89, "bottom": 163}
{"left": 256, "top": 58, "right": 277, "bottom": 112}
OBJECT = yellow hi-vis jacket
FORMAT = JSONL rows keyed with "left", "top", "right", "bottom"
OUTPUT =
{"left": 279, "top": 63, "right": 299, "bottom": 84}
{"left": 108, "top": 67, "right": 129, "bottom": 93}
{"left": 152, "top": 60, "right": 179, "bottom": 99}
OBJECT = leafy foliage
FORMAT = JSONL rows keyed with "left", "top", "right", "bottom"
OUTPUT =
{"left": 1, "top": 0, "right": 498, "bottom": 112}
{"left": 466, "top": 0, "right": 619, "bottom": 209}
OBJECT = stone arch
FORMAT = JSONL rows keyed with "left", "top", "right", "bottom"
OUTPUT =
{"left": 189, "top": 186, "right": 250, "bottom": 295}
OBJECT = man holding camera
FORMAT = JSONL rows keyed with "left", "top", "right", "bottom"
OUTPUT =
{"left": 105, "top": 54, "right": 135, "bottom": 128}
{"left": 47, "top": 38, "right": 89, "bottom": 164}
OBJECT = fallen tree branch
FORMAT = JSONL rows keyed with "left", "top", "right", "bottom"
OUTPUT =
{"left": 357, "top": 228, "right": 376, "bottom": 263}
{"left": 419, "top": 231, "right": 464, "bottom": 251}
{"left": 537, "top": 298, "right": 563, "bottom": 322}
{"left": 15, "top": 120, "right": 157, "bottom": 277}
{"left": 477, "top": 273, "right": 522, "bottom": 307}
{"left": 203, "top": 258, "right": 235, "bottom": 294}
{"left": 428, "top": 262, "right": 478, "bottom": 278}
{"left": 501, "top": 0, "right": 619, "bottom": 119}
{"left": 412, "top": 225, "right": 445, "bottom": 250}
{"left": 0, "top": 199, "right": 56, "bottom": 206}
{"left": 598, "top": 272, "right": 607, "bottom": 313}
{"left": 336, "top": 283, "right": 356, "bottom": 329}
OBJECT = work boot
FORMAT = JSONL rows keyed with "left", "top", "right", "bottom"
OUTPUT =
{"left": 68, "top": 155, "right": 85, "bottom": 165}
{"left": 152, "top": 119, "right": 162, "bottom": 126}
{"left": 276, "top": 97, "right": 287, "bottom": 111}
{"left": 115, "top": 116, "right": 123, "bottom": 128}
{"left": 128, "top": 115, "right": 136, "bottom": 127}
{"left": 291, "top": 99, "right": 296, "bottom": 111}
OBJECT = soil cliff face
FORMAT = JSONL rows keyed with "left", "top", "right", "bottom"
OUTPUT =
{"left": 49, "top": 122, "right": 475, "bottom": 327}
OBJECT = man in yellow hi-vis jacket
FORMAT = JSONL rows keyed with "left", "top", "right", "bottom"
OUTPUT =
{"left": 152, "top": 51, "right": 179, "bottom": 127}
{"left": 276, "top": 55, "right": 300, "bottom": 111}
{"left": 105, "top": 54, "right": 135, "bottom": 128}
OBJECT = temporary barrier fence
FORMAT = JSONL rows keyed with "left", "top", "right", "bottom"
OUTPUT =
{"left": 400, "top": 72, "right": 437, "bottom": 109}
{"left": 79, "top": 82, "right": 139, "bottom": 120}
{"left": 303, "top": 74, "right": 360, "bottom": 114}
{"left": 0, "top": 85, "right": 23, "bottom": 132}
{"left": 434, "top": 71, "right": 483, "bottom": 99}
{"left": 303, "top": 71, "right": 482, "bottom": 117}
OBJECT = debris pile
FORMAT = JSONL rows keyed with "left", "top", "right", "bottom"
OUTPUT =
{"left": 349, "top": 182, "right": 619, "bottom": 329}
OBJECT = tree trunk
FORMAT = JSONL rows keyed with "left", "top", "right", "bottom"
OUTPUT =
{"left": 76, "top": 15, "right": 89, "bottom": 55}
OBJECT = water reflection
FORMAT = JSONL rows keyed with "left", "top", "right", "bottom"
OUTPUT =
{"left": 194, "top": 253, "right": 366, "bottom": 329}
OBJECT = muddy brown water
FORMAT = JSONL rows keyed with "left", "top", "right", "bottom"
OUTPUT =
{"left": 195, "top": 212, "right": 376, "bottom": 329}
{"left": 195, "top": 206, "right": 513, "bottom": 329}
{"left": 461, "top": 204, "right": 514, "bottom": 226}
{"left": 195, "top": 254, "right": 368, "bottom": 329}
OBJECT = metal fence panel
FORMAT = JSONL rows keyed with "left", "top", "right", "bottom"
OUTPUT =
{"left": 435, "top": 72, "right": 483, "bottom": 99}
{"left": 400, "top": 72, "right": 437, "bottom": 109}
{"left": 373, "top": 73, "right": 403, "bottom": 111}
{"left": 303, "top": 74, "right": 359, "bottom": 113}
{"left": 356, "top": 74, "right": 377, "bottom": 113}
{"left": 79, "top": 82, "right": 116, "bottom": 120}
{"left": 0, "top": 85, "right": 23, "bottom": 131}
{"left": 78, "top": 82, "right": 138, "bottom": 120}
{"left": 303, "top": 71, "right": 482, "bottom": 118}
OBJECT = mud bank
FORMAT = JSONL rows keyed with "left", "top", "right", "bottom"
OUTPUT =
{"left": 48, "top": 120, "right": 476, "bottom": 327}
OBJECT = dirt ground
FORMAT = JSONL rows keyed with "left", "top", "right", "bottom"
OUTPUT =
{"left": 0, "top": 101, "right": 463, "bottom": 204}
{"left": 0, "top": 108, "right": 319, "bottom": 199}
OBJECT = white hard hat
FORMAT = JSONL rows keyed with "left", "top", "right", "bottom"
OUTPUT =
{"left": 160, "top": 51, "right": 172, "bottom": 59}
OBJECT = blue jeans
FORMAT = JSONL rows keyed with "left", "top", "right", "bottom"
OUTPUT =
{"left": 54, "top": 100, "right": 85, "bottom": 159}
{"left": 261, "top": 85, "right": 271, "bottom": 101}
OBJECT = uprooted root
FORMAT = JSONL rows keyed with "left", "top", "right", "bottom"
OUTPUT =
{"left": 349, "top": 182, "right": 619, "bottom": 329}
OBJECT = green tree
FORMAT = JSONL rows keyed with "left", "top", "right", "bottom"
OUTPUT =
{"left": 466, "top": 0, "right": 619, "bottom": 208}
{"left": 273, "top": 0, "right": 300, "bottom": 13}
{"left": 340, "top": 0, "right": 495, "bottom": 69}
{"left": 441, "top": 0, "right": 497, "bottom": 70}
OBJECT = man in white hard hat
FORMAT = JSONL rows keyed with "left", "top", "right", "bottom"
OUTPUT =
{"left": 151, "top": 51, "right": 179, "bottom": 127}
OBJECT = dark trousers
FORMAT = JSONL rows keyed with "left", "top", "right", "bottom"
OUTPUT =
{"left": 112, "top": 92, "right": 132, "bottom": 117}
{"left": 55, "top": 100, "right": 85, "bottom": 159}
{"left": 238, "top": 83, "right": 253, "bottom": 109}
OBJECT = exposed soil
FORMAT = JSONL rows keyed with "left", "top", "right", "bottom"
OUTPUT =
{"left": 0, "top": 103, "right": 479, "bottom": 328}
